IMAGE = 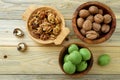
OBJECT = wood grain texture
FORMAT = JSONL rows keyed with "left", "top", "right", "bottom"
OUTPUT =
{"left": 0, "top": 74, "right": 120, "bottom": 80}
{"left": 0, "top": 0, "right": 120, "bottom": 20}
{"left": 0, "top": 0, "right": 120, "bottom": 79}
{"left": 0, "top": 20, "right": 120, "bottom": 47}
{"left": 0, "top": 46, "right": 120, "bottom": 74}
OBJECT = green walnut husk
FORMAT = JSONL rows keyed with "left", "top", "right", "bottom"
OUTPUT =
{"left": 63, "top": 61, "right": 76, "bottom": 74}
{"left": 76, "top": 61, "right": 88, "bottom": 72}
{"left": 64, "top": 54, "right": 70, "bottom": 62}
{"left": 98, "top": 54, "right": 111, "bottom": 66}
{"left": 79, "top": 48, "right": 91, "bottom": 61}
{"left": 68, "top": 44, "right": 79, "bottom": 53}
{"left": 69, "top": 51, "right": 82, "bottom": 65}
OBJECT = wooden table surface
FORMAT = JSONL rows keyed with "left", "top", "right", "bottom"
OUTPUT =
{"left": 0, "top": 0, "right": 120, "bottom": 80}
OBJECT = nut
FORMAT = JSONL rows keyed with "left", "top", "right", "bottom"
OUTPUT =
{"left": 53, "top": 24, "right": 61, "bottom": 35}
{"left": 93, "top": 22, "right": 101, "bottom": 31}
{"left": 48, "top": 13, "right": 55, "bottom": 24}
{"left": 101, "top": 24, "right": 110, "bottom": 33}
{"left": 104, "top": 14, "right": 112, "bottom": 24}
{"left": 89, "top": 6, "right": 98, "bottom": 14}
{"left": 17, "top": 43, "right": 27, "bottom": 52}
{"left": 31, "top": 30, "right": 40, "bottom": 39}
{"left": 82, "top": 20, "right": 92, "bottom": 31}
{"left": 36, "top": 26, "right": 43, "bottom": 34}
{"left": 13, "top": 28, "right": 24, "bottom": 37}
{"left": 98, "top": 9, "right": 103, "bottom": 15}
{"left": 55, "top": 16, "right": 61, "bottom": 24}
{"left": 94, "top": 14, "right": 104, "bottom": 23}
{"left": 77, "top": 18, "right": 84, "bottom": 28}
{"left": 28, "top": 8, "right": 62, "bottom": 41}
{"left": 37, "top": 10, "right": 46, "bottom": 19}
{"left": 80, "top": 29, "right": 86, "bottom": 36}
{"left": 79, "top": 9, "right": 90, "bottom": 18}
{"left": 40, "top": 33, "right": 50, "bottom": 40}
{"left": 29, "top": 17, "right": 39, "bottom": 30}
{"left": 49, "top": 34, "right": 56, "bottom": 40}
{"left": 86, "top": 30, "right": 99, "bottom": 40}
{"left": 86, "top": 15, "right": 94, "bottom": 22}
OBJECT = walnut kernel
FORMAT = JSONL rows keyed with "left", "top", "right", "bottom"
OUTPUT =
{"left": 28, "top": 8, "right": 62, "bottom": 41}
{"left": 55, "top": 16, "right": 61, "bottom": 24}
{"left": 53, "top": 25, "right": 61, "bottom": 35}
{"left": 48, "top": 13, "right": 55, "bottom": 24}
{"left": 40, "top": 33, "right": 50, "bottom": 40}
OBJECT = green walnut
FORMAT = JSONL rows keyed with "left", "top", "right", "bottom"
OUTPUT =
{"left": 69, "top": 51, "right": 82, "bottom": 65}
{"left": 63, "top": 61, "right": 76, "bottom": 74}
{"left": 98, "top": 54, "right": 111, "bottom": 66}
{"left": 79, "top": 48, "right": 91, "bottom": 61}
{"left": 64, "top": 54, "right": 70, "bottom": 62}
{"left": 68, "top": 44, "right": 79, "bottom": 53}
{"left": 76, "top": 61, "right": 88, "bottom": 72}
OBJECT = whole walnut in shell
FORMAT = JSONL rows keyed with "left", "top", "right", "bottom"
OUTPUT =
{"left": 98, "top": 9, "right": 103, "bottom": 15}
{"left": 101, "top": 24, "right": 110, "bottom": 33}
{"left": 82, "top": 20, "right": 92, "bottom": 31}
{"left": 86, "top": 15, "right": 94, "bottom": 22}
{"left": 93, "top": 22, "right": 101, "bottom": 31}
{"left": 77, "top": 18, "right": 84, "bottom": 28}
{"left": 79, "top": 9, "right": 90, "bottom": 18}
{"left": 89, "top": 6, "right": 98, "bottom": 14}
{"left": 104, "top": 14, "right": 112, "bottom": 24}
{"left": 86, "top": 30, "right": 99, "bottom": 40}
{"left": 94, "top": 14, "right": 104, "bottom": 23}
{"left": 80, "top": 29, "right": 86, "bottom": 36}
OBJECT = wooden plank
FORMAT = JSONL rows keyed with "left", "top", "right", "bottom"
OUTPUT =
{"left": 0, "top": 20, "right": 120, "bottom": 47}
{"left": 0, "top": 74, "right": 119, "bottom": 80}
{"left": 0, "top": 46, "right": 119, "bottom": 74}
{"left": 0, "top": 0, "right": 120, "bottom": 20}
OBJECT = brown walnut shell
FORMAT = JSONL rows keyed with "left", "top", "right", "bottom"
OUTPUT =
{"left": 72, "top": 1, "right": 116, "bottom": 44}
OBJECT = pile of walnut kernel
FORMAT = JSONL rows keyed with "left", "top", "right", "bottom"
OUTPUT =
{"left": 28, "top": 8, "right": 62, "bottom": 40}
{"left": 77, "top": 6, "right": 112, "bottom": 40}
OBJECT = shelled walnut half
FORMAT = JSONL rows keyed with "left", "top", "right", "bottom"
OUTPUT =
{"left": 28, "top": 8, "right": 62, "bottom": 41}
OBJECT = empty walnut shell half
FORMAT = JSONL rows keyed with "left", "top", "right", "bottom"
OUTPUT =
{"left": 72, "top": 1, "right": 116, "bottom": 44}
{"left": 22, "top": 5, "right": 70, "bottom": 45}
{"left": 13, "top": 28, "right": 24, "bottom": 37}
{"left": 17, "top": 43, "right": 27, "bottom": 52}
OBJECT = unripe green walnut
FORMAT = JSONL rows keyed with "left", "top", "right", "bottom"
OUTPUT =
{"left": 68, "top": 44, "right": 79, "bottom": 53}
{"left": 69, "top": 51, "right": 82, "bottom": 65}
{"left": 98, "top": 54, "right": 111, "bottom": 66}
{"left": 79, "top": 48, "right": 91, "bottom": 61}
{"left": 77, "top": 61, "right": 88, "bottom": 72}
{"left": 64, "top": 54, "right": 70, "bottom": 62}
{"left": 63, "top": 61, "right": 76, "bottom": 74}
